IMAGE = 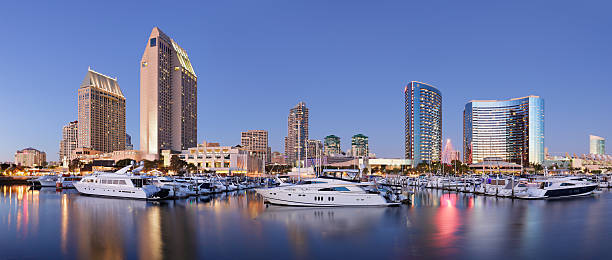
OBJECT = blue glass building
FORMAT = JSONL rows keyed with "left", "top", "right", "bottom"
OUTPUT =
{"left": 405, "top": 81, "right": 442, "bottom": 165}
{"left": 463, "top": 96, "right": 544, "bottom": 166}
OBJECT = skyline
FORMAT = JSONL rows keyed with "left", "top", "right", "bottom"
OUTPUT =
{"left": 1, "top": 1, "right": 612, "bottom": 161}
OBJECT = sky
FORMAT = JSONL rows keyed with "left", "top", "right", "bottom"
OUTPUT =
{"left": 0, "top": 0, "right": 611, "bottom": 162}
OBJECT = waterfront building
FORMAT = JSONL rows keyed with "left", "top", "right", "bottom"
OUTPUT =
{"left": 468, "top": 157, "right": 522, "bottom": 174}
{"left": 59, "top": 120, "right": 78, "bottom": 165}
{"left": 441, "top": 138, "right": 460, "bottom": 164}
{"left": 270, "top": 151, "right": 286, "bottom": 165}
{"left": 590, "top": 135, "right": 605, "bottom": 155}
{"left": 72, "top": 148, "right": 144, "bottom": 165}
{"left": 285, "top": 102, "right": 309, "bottom": 164}
{"left": 351, "top": 134, "right": 369, "bottom": 158}
{"left": 126, "top": 134, "right": 133, "bottom": 150}
{"left": 404, "top": 81, "right": 442, "bottom": 165}
{"left": 162, "top": 141, "right": 263, "bottom": 175}
{"left": 463, "top": 95, "right": 544, "bottom": 165}
{"left": 359, "top": 158, "right": 412, "bottom": 175}
{"left": 241, "top": 130, "right": 270, "bottom": 163}
{"left": 324, "top": 135, "right": 341, "bottom": 155}
{"left": 14, "top": 148, "right": 46, "bottom": 167}
{"left": 78, "top": 68, "right": 126, "bottom": 153}
{"left": 140, "top": 27, "right": 197, "bottom": 155}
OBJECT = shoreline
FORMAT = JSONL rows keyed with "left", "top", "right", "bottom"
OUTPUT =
{"left": 0, "top": 176, "right": 31, "bottom": 185}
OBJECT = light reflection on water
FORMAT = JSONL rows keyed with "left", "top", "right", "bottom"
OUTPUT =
{"left": 1, "top": 185, "right": 611, "bottom": 259}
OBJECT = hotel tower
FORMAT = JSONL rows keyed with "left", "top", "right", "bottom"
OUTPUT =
{"left": 140, "top": 27, "right": 197, "bottom": 154}
{"left": 463, "top": 95, "right": 544, "bottom": 166}
{"left": 404, "top": 81, "right": 443, "bottom": 165}
{"left": 78, "top": 68, "right": 126, "bottom": 153}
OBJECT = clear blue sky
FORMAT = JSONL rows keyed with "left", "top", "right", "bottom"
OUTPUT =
{"left": 1, "top": 0, "right": 611, "bottom": 161}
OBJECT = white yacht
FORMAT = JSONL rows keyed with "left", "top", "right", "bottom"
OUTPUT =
{"left": 56, "top": 175, "right": 82, "bottom": 188}
{"left": 520, "top": 177, "right": 598, "bottom": 199}
{"left": 256, "top": 177, "right": 400, "bottom": 207}
{"left": 74, "top": 173, "right": 171, "bottom": 200}
{"left": 28, "top": 175, "right": 58, "bottom": 187}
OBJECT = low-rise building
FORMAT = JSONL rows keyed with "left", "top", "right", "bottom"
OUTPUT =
{"left": 162, "top": 141, "right": 263, "bottom": 175}
{"left": 72, "top": 148, "right": 144, "bottom": 164}
{"left": 14, "top": 148, "right": 46, "bottom": 167}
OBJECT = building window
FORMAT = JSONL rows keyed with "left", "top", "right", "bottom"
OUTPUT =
{"left": 150, "top": 38, "right": 157, "bottom": 47}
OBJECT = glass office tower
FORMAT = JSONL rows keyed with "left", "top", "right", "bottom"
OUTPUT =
{"left": 463, "top": 96, "right": 544, "bottom": 166}
{"left": 404, "top": 81, "right": 442, "bottom": 165}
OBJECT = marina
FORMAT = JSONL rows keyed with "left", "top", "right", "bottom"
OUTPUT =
{"left": 1, "top": 183, "right": 612, "bottom": 259}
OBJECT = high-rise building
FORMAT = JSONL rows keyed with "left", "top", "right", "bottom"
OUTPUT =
{"left": 59, "top": 120, "right": 78, "bottom": 163}
{"left": 324, "top": 135, "right": 341, "bottom": 156}
{"left": 351, "top": 134, "right": 369, "bottom": 158}
{"left": 78, "top": 68, "right": 126, "bottom": 153}
{"left": 590, "top": 135, "right": 605, "bottom": 155}
{"left": 404, "top": 81, "right": 442, "bottom": 165}
{"left": 15, "top": 148, "right": 46, "bottom": 167}
{"left": 285, "top": 102, "right": 309, "bottom": 164}
{"left": 463, "top": 95, "right": 544, "bottom": 166}
{"left": 140, "top": 27, "right": 197, "bottom": 155}
{"left": 241, "top": 130, "right": 270, "bottom": 163}
{"left": 307, "top": 139, "right": 323, "bottom": 159}
{"left": 126, "top": 134, "right": 133, "bottom": 150}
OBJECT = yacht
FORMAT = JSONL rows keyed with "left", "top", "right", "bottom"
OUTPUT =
{"left": 28, "top": 175, "right": 58, "bottom": 187}
{"left": 56, "top": 175, "right": 82, "bottom": 188}
{"left": 520, "top": 177, "right": 598, "bottom": 199}
{"left": 74, "top": 170, "right": 171, "bottom": 200}
{"left": 256, "top": 177, "right": 400, "bottom": 207}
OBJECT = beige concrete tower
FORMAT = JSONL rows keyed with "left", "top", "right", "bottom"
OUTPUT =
{"left": 140, "top": 27, "right": 197, "bottom": 155}
{"left": 78, "top": 68, "right": 126, "bottom": 153}
{"left": 59, "top": 120, "right": 78, "bottom": 162}
{"left": 241, "top": 130, "right": 270, "bottom": 163}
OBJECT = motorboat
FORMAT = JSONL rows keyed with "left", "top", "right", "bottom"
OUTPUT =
{"left": 28, "top": 174, "right": 58, "bottom": 187}
{"left": 73, "top": 166, "right": 170, "bottom": 199}
{"left": 56, "top": 175, "right": 82, "bottom": 189}
{"left": 520, "top": 177, "right": 598, "bottom": 199}
{"left": 256, "top": 177, "right": 400, "bottom": 207}
{"left": 150, "top": 176, "right": 194, "bottom": 198}
{"left": 74, "top": 173, "right": 171, "bottom": 200}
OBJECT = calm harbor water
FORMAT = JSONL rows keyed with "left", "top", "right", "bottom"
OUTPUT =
{"left": 1, "top": 185, "right": 612, "bottom": 260}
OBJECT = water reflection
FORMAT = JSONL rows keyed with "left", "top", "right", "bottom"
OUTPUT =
{"left": 1, "top": 185, "right": 612, "bottom": 259}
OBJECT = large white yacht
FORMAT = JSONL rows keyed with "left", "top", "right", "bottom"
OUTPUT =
{"left": 74, "top": 166, "right": 171, "bottom": 200}
{"left": 520, "top": 177, "right": 598, "bottom": 199}
{"left": 256, "top": 177, "right": 400, "bottom": 207}
{"left": 28, "top": 175, "right": 58, "bottom": 187}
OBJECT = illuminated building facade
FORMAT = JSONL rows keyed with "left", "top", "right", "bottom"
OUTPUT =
{"left": 285, "top": 102, "right": 309, "bottom": 164}
{"left": 590, "top": 135, "right": 605, "bottom": 155}
{"left": 78, "top": 68, "right": 126, "bottom": 153}
{"left": 404, "top": 81, "right": 442, "bottom": 165}
{"left": 351, "top": 134, "right": 369, "bottom": 158}
{"left": 15, "top": 147, "right": 46, "bottom": 167}
{"left": 324, "top": 135, "right": 341, "bottom": 156}
{"left": 140, "top": 27, "right": 197, "bottom": 155}
{"left": 60, "top": 120, "right": 78, "bottom": 163}
{"left": 463, "top": 95, "right": 544, "bottom": 165}
{"left": 241, "top": 130, "right": 270, "bottom": 163}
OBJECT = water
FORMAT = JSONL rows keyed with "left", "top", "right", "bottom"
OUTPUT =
{"left": 1, "top": 185, "right": 611, "bottom": 259}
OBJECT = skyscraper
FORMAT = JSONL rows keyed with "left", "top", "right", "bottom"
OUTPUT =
{"left": 126, "top": 134, "right": 133, "bottom": 150}
{"left": 463, "top": 95, "right": 544, "bottom": 165}
{"left": 78, "top": 68, "right": 126, "bottom": 153}
{"left": 59, "top": 120, "right": 78, "bottom": 163}
{"left": 285, "top": 102, "right": 309, "bottom": 164}
{"left": 140, "top": 27, "right": 197, "bottom": 155}
{"left": 351, "top": 134, "right": 369, "bottom": 157}
{"left": 590, "top": 135, "right": 605, "bottom": 155}
{"left": 241, "top": 130, "right": 269, "bottom": 163}
{"left": 404, "top": 81, "right": 442, "bottom": 165}
{"left": 324, "top": 135, "right": 341, "bottom": 155}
